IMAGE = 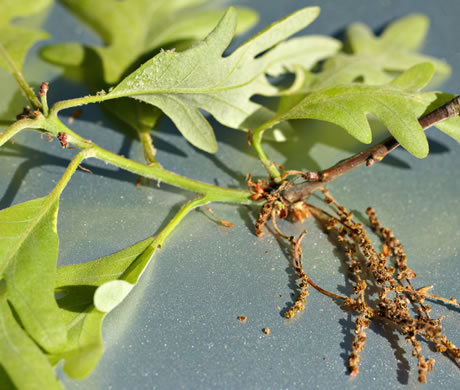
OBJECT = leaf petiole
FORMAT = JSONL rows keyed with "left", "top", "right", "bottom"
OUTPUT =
{"left": 138, "top": 127, "right": 158, "bottom": 165}
{"left": 0, "top": 116, "right": 44, "bottom": 147}
{"left": 48, "top": 94, "right": 111, "bottom": 117}
{"left": 251, "top": 118, "right": 283, "bottom": 182}
{"left": 0, "top": 43, "right": 42, "bottom": 109}
{"left": 40, "top": 116, "right": 252, "bottom": 204}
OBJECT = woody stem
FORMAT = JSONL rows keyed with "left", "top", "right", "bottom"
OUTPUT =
{"left": 282, "top": 96, "right": 460, "bottom": 203}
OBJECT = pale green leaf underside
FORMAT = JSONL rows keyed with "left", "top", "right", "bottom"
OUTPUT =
{"left": 278, "top": 64, "right": 438, "bottom": 158}
{"left": 40, "top": 1, "right": 258, "bottom": 138}
{"left": 110, "top": 6, "right": 325, "bottom": 152}
{"left": 0, "top": 296, "right": 64, "bottom": 390}
{"left": 50, "top": 238, "right": 156, "bottom": 378}
{"left": 0, "top": 197, "right": 67, "bottom": 353}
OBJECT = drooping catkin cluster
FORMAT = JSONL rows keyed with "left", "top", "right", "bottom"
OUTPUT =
{"left": 366, "top": 206, "right": 460, "bottom": 382}
{"left": 348, "top": 316, "right": 370, "bottom": 376}
{"left": 317, "top": 189, "right": 374, "bottom": 375}
{"left": 309, "top": 188, "right": 459, "bottom": 383}
{"left": 284, "top": 270, "right": 309, "bottom": 319}
{"left": 284, "top": 232, "right": 310, "bottom": 319}
{"left": 254, "top": 181, "right": 458, "bottom": 382}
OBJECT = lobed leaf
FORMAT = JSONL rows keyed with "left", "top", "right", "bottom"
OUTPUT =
{"left": 0, "top": 197, "right": 67, "bottom": 353}
{"left": 345, "top": 14, "right": 450, "bottom": 78}
{"left": 277, "top": 63, "right": 439, "bottom": 158}
{"left": 109, "top": 7, "right": 338, "bottom": 152}
{"left": 43, "top": 0, "right": 258, "bottom": 84}
{"left": 40, "top": 0, "right": 258, "bottom": 138}
{"left": 289, "top": 14, "right": 452, "bottom": 94}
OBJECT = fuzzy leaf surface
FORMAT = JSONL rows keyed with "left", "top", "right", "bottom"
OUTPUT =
{"left": 277, "top": 63, "right": 439, "bottom": 157}
{"left": 50, "top": 238, "right": 156, "bottom": 378}
{"left": 110, "top": 7, "right": 335, "bottom": 152}
{"left": 43, "top": 0, "right": 257, "bottom": 84}
{"left": 0, "top": 197, "right": 67, "bottom": 353}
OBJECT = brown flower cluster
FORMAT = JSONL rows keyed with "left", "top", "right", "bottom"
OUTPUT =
{"left": 252, "top": 178, "right": 458, "bottom": 383}
{"left": 311, "top": 189, "right": 459, "bottom": 383}
{"left": 284, "top": 231, "right": 310, "bottom": 319}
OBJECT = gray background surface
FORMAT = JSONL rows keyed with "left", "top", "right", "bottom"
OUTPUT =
{"left": 0, "top": 0, "right": 459, "bottom": 389}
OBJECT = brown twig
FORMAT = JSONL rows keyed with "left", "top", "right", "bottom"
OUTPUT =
{"left": 306, "top": 277, "right": 347, "bottom": 301}
{"left": 282, "top": 96, "right": 460, "bottom": 203}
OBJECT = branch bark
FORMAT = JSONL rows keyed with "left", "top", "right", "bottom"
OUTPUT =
{"left": 282, "top": 96, "right": 460, "bottom": 203}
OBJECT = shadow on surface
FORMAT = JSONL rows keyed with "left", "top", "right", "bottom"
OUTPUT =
{"left": 264, "top": 201, "right": 416, "bottom": 384}
{"left": 370, "top": 321, "right": 410, "bottom": 384}
{"left": 0, "top": 142, "right": 186, "bottom": 210}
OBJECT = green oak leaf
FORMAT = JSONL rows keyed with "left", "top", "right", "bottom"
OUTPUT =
{"left": 287, "top": 14, "right": 451, "bottom": 94}
{"left": 41, "top": 0, "right": 258, "bottom": 84}
{"left": 49, "top": 237, "right": 156, "bottom": 378}
{"left": 109, "top": 6, "right": 337, "bottom": 153}
{"left": 264, "top": 35, "right": 341, "bottom": 77}
{"left": 312, "top": 53, "right": 396, "bottom": 89}
{"left": 275, "top": 63, "right": 450, "bottom": 158}
{"left": 0, "top": 197, "right": 67, "bottom": 353}
{"left": 0, "top": 0, "right": 51, "bottom": 73}
{"left": 0, "top": 290, "right": 64, "bottom": 390}
{"left": 40, "top": 1, "right": 258, "bottom": 139}
{"left": 343, "top": 14, "right": 450, "bottom": 80}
